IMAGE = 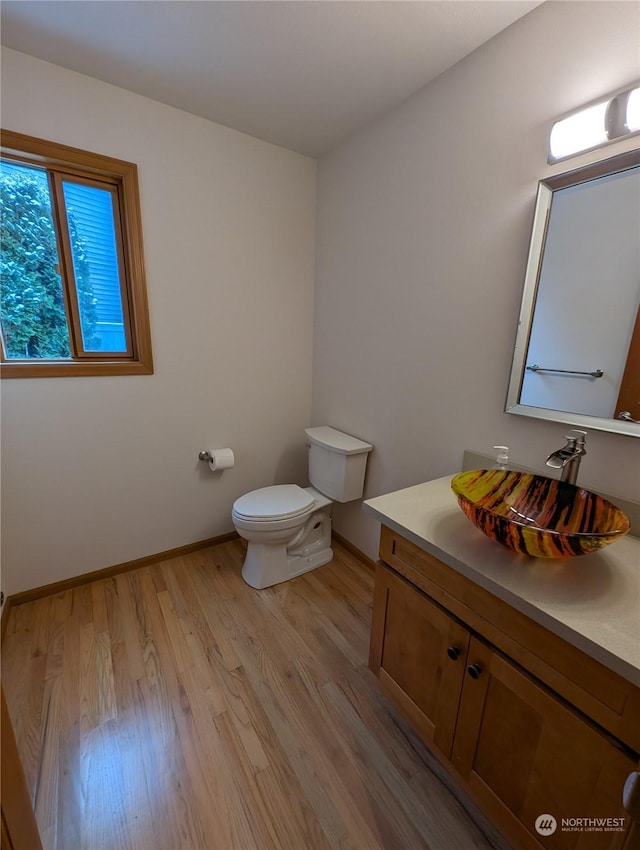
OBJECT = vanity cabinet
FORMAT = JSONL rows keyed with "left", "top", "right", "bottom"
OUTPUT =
{"left": 369, "top": 525, "right": 640, "bottom": 850}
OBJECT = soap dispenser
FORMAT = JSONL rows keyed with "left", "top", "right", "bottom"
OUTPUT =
{"left": 492, "top": 446, "right": 510, "bottom": 471}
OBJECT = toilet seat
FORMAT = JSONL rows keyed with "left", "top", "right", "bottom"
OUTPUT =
{"left": 232, "top": 484, "right": 315, "bottom": 522}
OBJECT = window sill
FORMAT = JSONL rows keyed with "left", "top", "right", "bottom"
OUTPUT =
{"left": 1, "top": 359, "right": 154, "bottom": 378}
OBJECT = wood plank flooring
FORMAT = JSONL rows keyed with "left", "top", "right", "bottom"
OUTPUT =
{"left": 2, "top": 538, "right": 509, "bottom": 850}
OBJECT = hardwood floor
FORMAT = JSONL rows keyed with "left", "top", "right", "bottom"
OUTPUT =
{"left": 2, "top": 539, "right": 509, "bottom": 850}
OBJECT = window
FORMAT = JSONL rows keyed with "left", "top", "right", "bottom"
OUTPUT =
{"left": 0, "top": 131, "right": 153, "bottom": 377}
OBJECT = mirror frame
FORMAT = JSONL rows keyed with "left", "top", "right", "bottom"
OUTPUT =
{"left": 505, "top": 147, "right": 640, "bottom": 437}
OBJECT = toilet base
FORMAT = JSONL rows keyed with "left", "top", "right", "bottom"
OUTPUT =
{"left": 242, "top": 544, "right": 333, "bottom": 590}
{"left": 240, "top": 505, "right": 333, "bottom": 589}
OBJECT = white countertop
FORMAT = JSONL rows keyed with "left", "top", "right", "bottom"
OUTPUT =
{"left": 363, "top": 475, "right": 640, "bottom": 686}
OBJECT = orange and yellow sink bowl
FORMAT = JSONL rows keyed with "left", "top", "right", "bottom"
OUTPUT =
{"left": 451, "top": 469, "right": 630, "bottom": 558}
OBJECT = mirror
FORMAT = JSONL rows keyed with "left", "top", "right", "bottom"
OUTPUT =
{"left": 506, "top": 148, "right": 640, "bottom": 437}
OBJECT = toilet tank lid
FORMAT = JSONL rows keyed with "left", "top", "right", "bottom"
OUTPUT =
{"left": 305, "top": 426, "right": 373, "bottom": 455}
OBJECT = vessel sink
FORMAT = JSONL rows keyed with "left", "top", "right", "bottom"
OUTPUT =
{"left": 450, "top": 469, "right": 630, "bottom": 558}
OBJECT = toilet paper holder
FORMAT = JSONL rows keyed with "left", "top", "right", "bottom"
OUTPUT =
{"left": 198, "top": 447, "right": 235, "bottom": 471}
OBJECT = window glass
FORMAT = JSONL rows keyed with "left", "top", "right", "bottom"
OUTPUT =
{"left": 0, "top": 160, "right": 71, "bottom": 359}
{"left": 62, "top": 181, "right": 127, "bottom": 353}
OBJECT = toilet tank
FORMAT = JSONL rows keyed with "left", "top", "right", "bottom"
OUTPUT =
{"left": 305, "top": 426, "right": 373, "bottom": 503}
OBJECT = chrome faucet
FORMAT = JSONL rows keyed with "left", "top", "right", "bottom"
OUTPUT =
{"left": 545, "top": 429, "right": 587, "bottom": 486}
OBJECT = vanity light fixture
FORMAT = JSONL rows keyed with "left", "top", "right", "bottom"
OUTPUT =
{"left": 548, "top": 83, "right": 640, "bottom": 162}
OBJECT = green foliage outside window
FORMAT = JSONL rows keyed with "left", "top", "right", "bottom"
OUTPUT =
{"left": 0, "top": 165, "right": 99, "bottom": 359}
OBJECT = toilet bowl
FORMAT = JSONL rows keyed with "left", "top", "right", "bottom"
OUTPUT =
{"left": 232, "top": 426, "right": 373, "bottom": 589}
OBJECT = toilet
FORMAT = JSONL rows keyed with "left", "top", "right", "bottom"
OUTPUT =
{"left": 232, "top": 426, "right": 373, "bottom": 589}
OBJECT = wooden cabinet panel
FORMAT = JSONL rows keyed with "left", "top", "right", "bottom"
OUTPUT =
{"left": 369, "top": 563, "right": 470, "bottom": 758}
{"left": 452, "top": 638, "right": 634, "bottom": 850}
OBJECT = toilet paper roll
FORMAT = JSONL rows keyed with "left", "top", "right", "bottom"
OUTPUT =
{"left": 208, "top": 448, "right": 235, "bottom": 471}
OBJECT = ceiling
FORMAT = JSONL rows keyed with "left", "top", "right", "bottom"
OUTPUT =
{"left": 0, "top": 1, "right": 543, "bottom": 157}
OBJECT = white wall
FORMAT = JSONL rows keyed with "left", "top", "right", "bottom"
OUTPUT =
{"left": 1, "top": 49, "right": 316, "bottom": 596}
{"left": 312, "top": 1, "right": 640, "bottom": 559}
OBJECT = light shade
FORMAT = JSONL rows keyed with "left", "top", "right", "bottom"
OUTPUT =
{"left": 626, "top": 87, "right": 640, "bottom": 132}
{"left": 549, "top": 101, "right": 609, "bottom": 161}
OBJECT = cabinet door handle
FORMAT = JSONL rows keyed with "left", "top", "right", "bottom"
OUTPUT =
{"left": 447, "top": 645, "right": 461, "bottom": 661}
{"left": 467, "top": 663, "right": 482, "bottom": 679}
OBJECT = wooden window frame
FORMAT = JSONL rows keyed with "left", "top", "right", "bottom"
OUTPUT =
{"left": 0, "top": 130, "right": 153, "bottom": 377}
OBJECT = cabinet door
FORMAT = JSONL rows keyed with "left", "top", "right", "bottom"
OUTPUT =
{"left": 452, "top": 637, "right": 635, "bottom": 850}
{"left": 369, "top": 563, "right": 470, "bottom": 758}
